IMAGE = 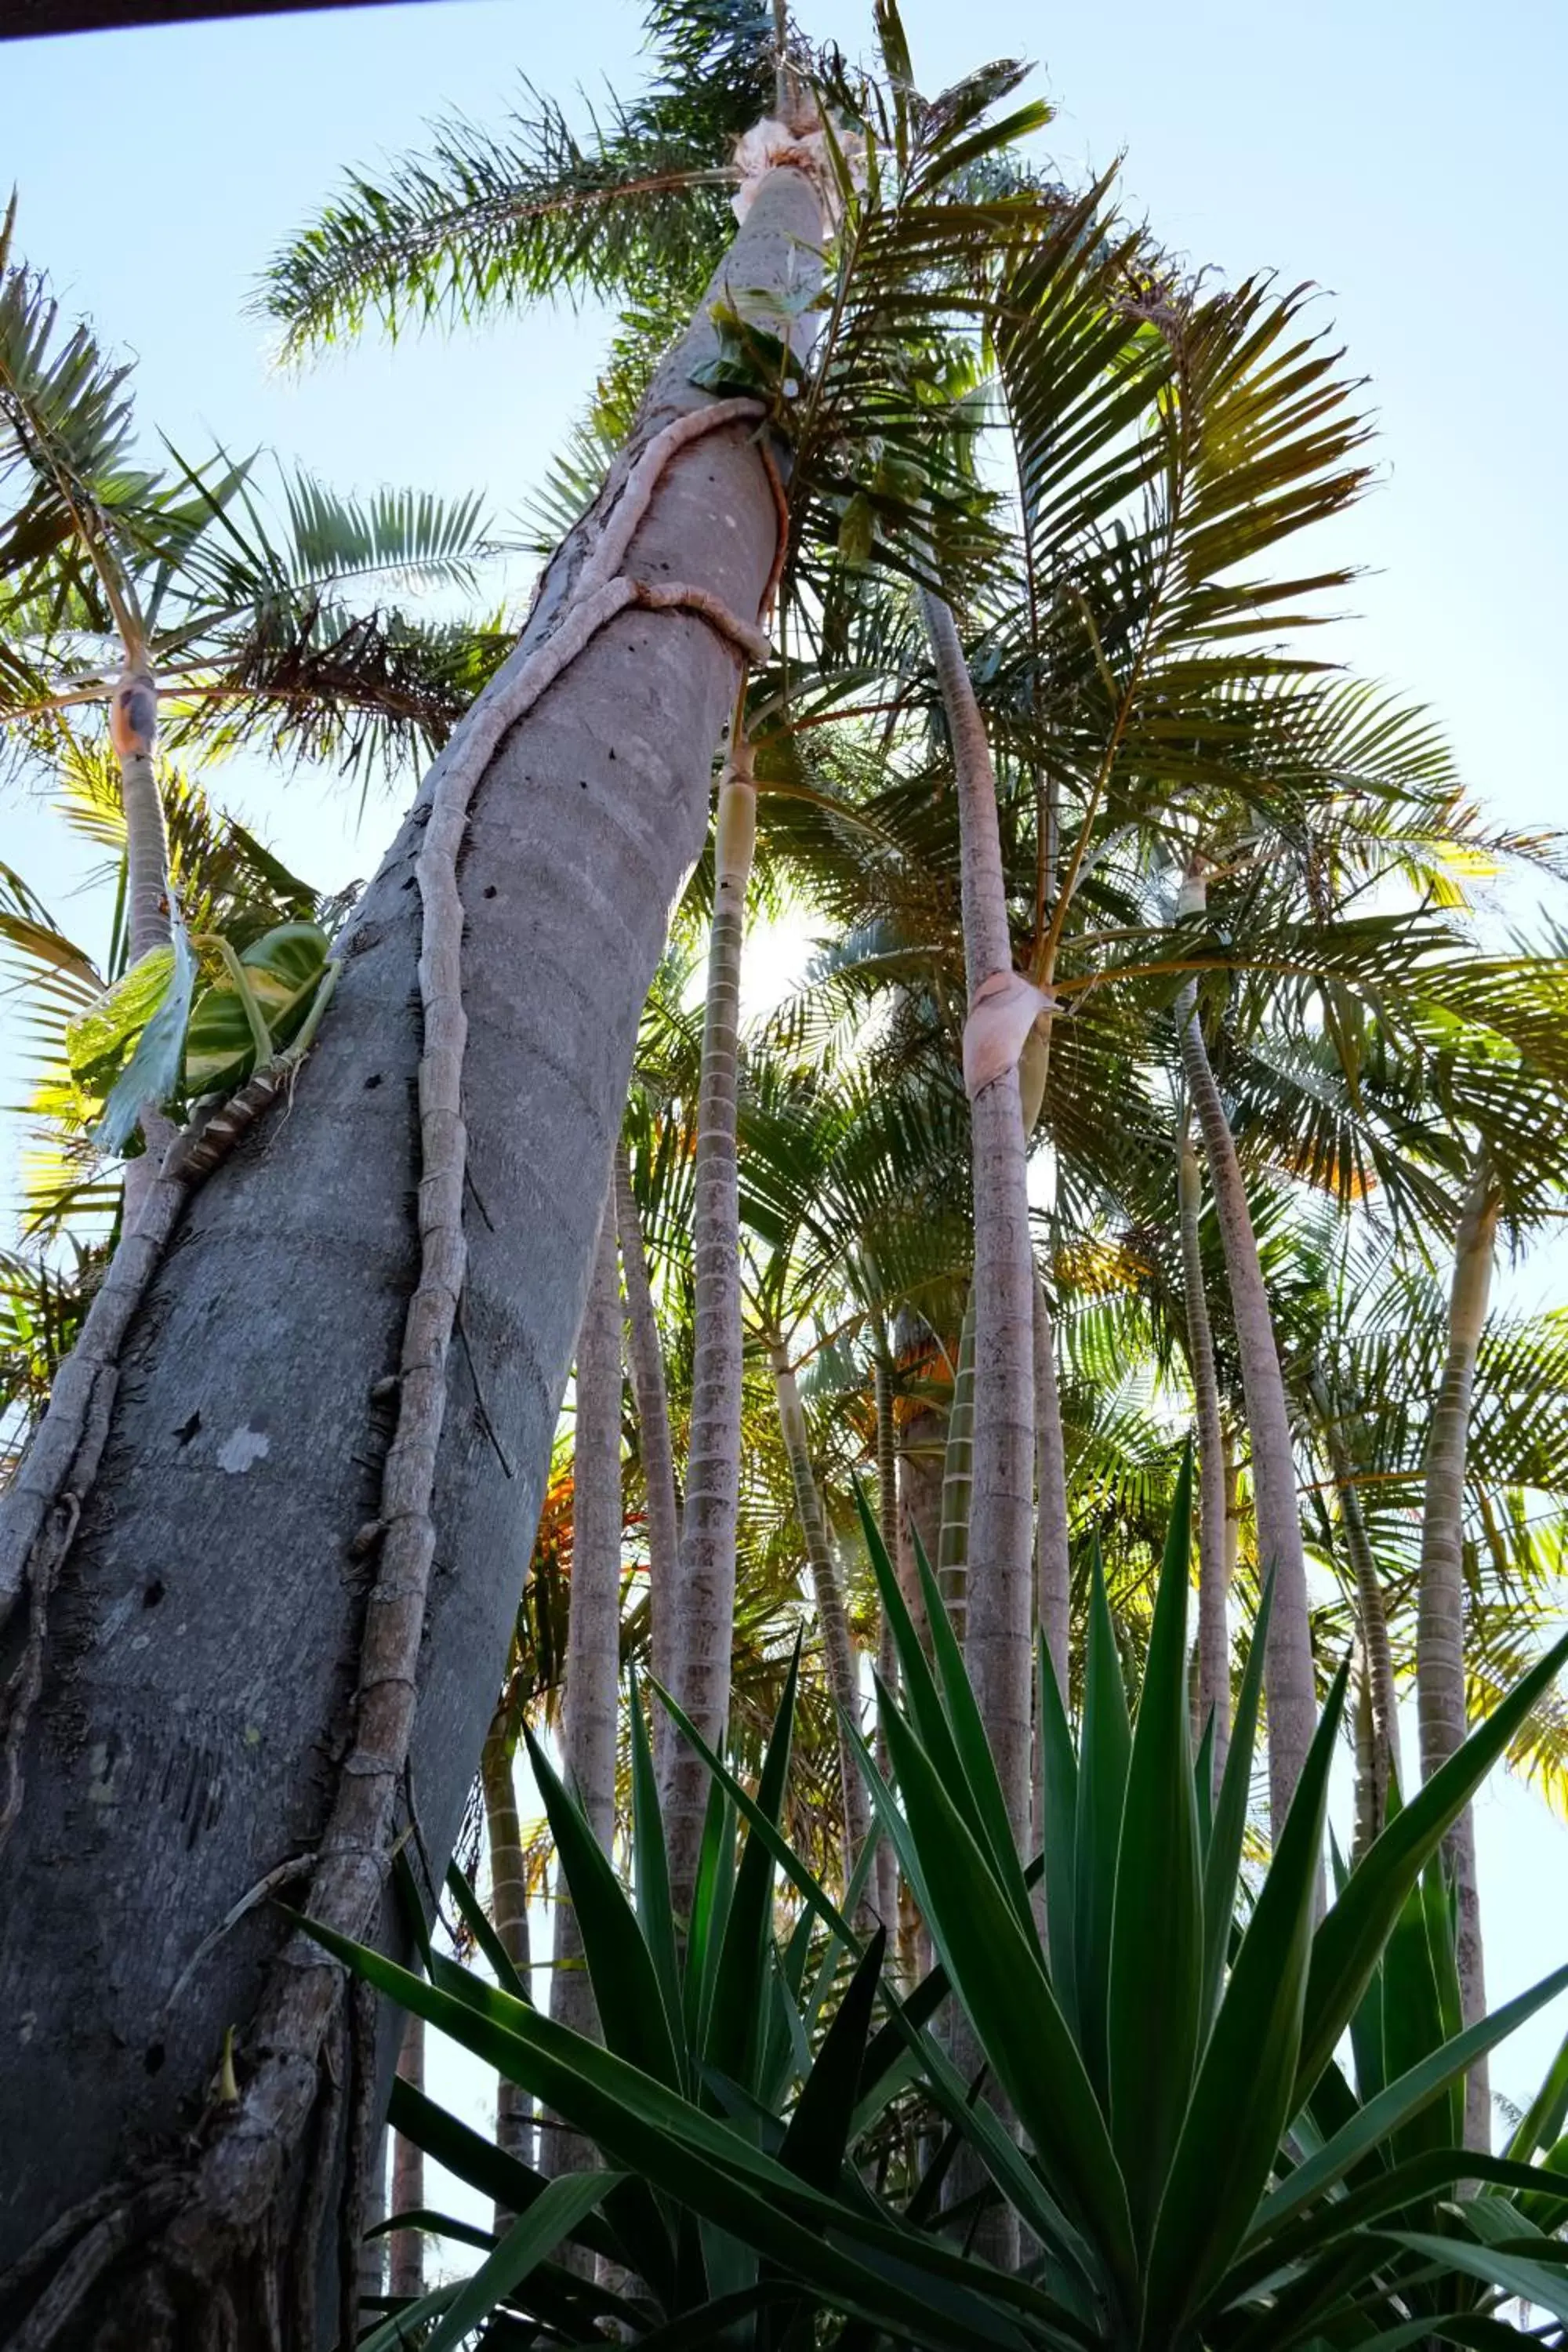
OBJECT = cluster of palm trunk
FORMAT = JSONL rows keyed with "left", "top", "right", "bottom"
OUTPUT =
{"left": 2, "top": 8, "right": 1564, "bottom": 2337}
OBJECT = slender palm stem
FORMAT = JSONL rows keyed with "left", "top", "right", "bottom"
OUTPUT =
{"left": 549, "top": 1188, "right": 622, "bottom": 2176}
{"left": 615, "top": 1140, "right": 681, "bottom": 1739}
{"left": 663, "top": 747, "right": 754, "bottom": 1913}
{"left": 1177, "top": 1109, "right": 1231, "bottom": 1790}
{"left": 482, "top": 1700, "right": 534, "bottom": 2204}
{"left": 1176, "top": 871, "right": 1315, "bottom": 1839}
{"left": 873, "top": 1347, "right": 901, "bottom": 1935}
{"left": 770, "top": 1336, "right": 873, "bottom": 1889}
{"left": 921, "top": 588, "right": 1035, "bottom": 1849}
{"left": 1033, "top": 1264, "right": 1070, "bottom": 1702}
{"left": 1417, "top": 1160, "right": 1499, "bottom": 2148}
{"left": 388, "top": 2014, "right": 424, "bottom": 2299}
{"left": 1314, "top": 1378, "right": 1401, "bottom": 1853}
{"left": 936, "top": 1289, "right": 976, "bottom": 1640}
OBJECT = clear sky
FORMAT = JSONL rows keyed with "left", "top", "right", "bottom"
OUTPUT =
{"left": 2, "top": 0, "right": 1565, "bottom": 2156}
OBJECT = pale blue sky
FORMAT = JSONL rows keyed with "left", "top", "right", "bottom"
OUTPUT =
{"left": 2, "top": 0, "right": 1565, "bottom": 2141}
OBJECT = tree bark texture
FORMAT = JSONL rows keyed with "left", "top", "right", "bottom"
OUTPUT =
{"left": 614, "top": 1141, "right": 680, "bottom": 1724}
{"left": 0, "top": 165, "right": 821, "bottom": 2334}
{"left": 1177, "top": 1113, "right": 1231, "bottom": 1791}
{"left": 387, "top": 2015, "right": 424, "bottom": 2302}
{"left": 660, "top": 750, "right": 755, "bottom": 1916}
{"left": 1417, "top": 1163, "right": 1499, "bottom": 2149}
{"left": 1175, "top": 874, "right": 1315, "bottom": 1840}
{"left": 770, "top": 1341, "right": 873, "bottom": 1890}
{"left": 920, "top": 590, "right": 1035, "bottom": 1853}
{"left": 481, "top": 1705, "right": 535, "bottom": 2205}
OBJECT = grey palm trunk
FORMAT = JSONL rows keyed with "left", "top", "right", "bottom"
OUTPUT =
{"left": 547, "top": 1186, "right": 623, "bottom": 2174}
{"left": 769, "top": 1336, "right": 873, "bottom": 1892}
{"left": 0, "top": 162, "right": 821, "bottom": 2318}
{"left": 873, "top": 1348, "right": 901, "bottom": 1934}
{"left": 1417, "top": 1160, "right": 1499, "bottom": 2149}
{"left": 660, "top": 746, "right": 756, "bottom": 1914}
{"left": 1033, "top": 1265, "right": 1070, "bottom": 1702}
{"left": 1177, "top": 1110, "right": 1232, "bottom": 1788}
{"left": 1175, "top": 869, "right": 1316, "bottom": 1839}
{"left": 614, "top": 1139, "right": 681, "bottom": 1735}
{"left": 935, "top": 1288, "right": 976, "bottom": 1639}
{"left": 920, "top": 588, "right": 1036, "bottom": 1853}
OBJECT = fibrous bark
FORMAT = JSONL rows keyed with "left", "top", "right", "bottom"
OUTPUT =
{"left": 1175, "top": 869, "right": 1315, "bottom": 1840}
{"left": 1177, "top": 1112, "right": 1231, "bottom": 1790}
{"left": 0, "top": 164, "right": 818, "bottom": 2336}
{"left": 1417, "top": 1162, "right": 1499, "bottom": 2150}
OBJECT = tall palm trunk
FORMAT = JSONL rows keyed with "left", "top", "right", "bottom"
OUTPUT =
{"left": 662, "top": 742, "right": 755, "bottom": 1915}
{"left": 1417, "top": 1162, "right": 1499, "bottom": 2149}
{"left": 615, "top": 1140, "right": 681, "bottom": 1725}
{"left": 1313, "top": 1377, "right": 1399, "bottom": 1853}
{"left": 770, "top": 1338, "right": 873, "bottom": 1887}
{"left": 108, "top": 662, "right": 177, "bottom": 1228}
{"left": 0, "top": 164, "right": 822, "bottom": 2319}
{"left": 1175, "top": 871, "right": 1315, "bottom": 1838}
{"left": 482, "top": 1698, "right": 535, "bottom": 2201}
{"left": 552, "top": 1193, "right": 622, "bottom": 2049}
{"left": 1178, "top": 1113, "right": 1231, "bottom": 1788}
{"left": 921, "top": 590, "right": 1036, "bottom": 1849}
{"left": 388, "top": 2014, "right": 424, "bottom": 2301}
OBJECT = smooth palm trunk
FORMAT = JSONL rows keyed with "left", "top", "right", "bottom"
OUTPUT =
{"left": 920, "top": 590, "right": 1035, "bottom": 1853}
{"left": 1033, "top": 1267, "right": 1070, "bottom": 1700}
{"left": 548, "top": 1189, "right": 622, "bottom": 2176}
{"left": 662, "top": 749, "right": 755, "bottom": 1915}
{"left": 1177, "top": 1115, "right": 1231, "bottom": 1789}
{"left": 1315, "top": 1381, "right": 1400, "bottom": 1854}
{"left": 1176, "top": 873, "right": 1315, "bottom": 1838}
{"left": 0, "top": 164, "right": 821, "bottom": 2324}
{"left": 386, "top": 2016, "right": 424, "bottom": 2301}
{"left": 770, "top": 1340, "right": 873, "bottom": 1889}
{"left": 1417, "top": 1163, "right": 1499, "bottom": 2149}
{"left": 482, "top": 1703, "right": 535, "bottom": 2200}
{"left": 614, "top": 1141, "right": 681, "bottom": 1725}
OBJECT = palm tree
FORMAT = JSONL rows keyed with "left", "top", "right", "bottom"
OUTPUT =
{"left": 0, "top": 132, "right": 826, "bottom": 2330}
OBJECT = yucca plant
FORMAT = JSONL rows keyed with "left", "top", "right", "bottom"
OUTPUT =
{"left": 312, "top": 1456, "right": 1568, "bottom": 2347}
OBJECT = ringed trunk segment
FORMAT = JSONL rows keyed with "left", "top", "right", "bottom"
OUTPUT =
{"left": 1316, "top": 1379, "right": 1401, "bottom": 1853}
{"left": 770, "top": 1338, "right": 874, "bottom": 1893}
{"left": 920, "top": 587, "right": 1036, "bottom": 1855}
{"left": 0, "top": 162, "right": 821, "bottom": 2314}
{"left": 1417, "top": 1162, "right": 1500, "bottom": 2146}
{"left": 1177, "top": 1106, "right": 1232, "bottom": 1791}
{"left": 1175, "top": 869, "right": 1316, "bottom": 1842}
{"left": 661, "top": 746, "right": 757, "bottom": 1916}
{"left": 615, "top": 1140, "right": 680, "bottom": 1741}
{"left": 109, "top": 662, "right": 178, "bottom": 1228}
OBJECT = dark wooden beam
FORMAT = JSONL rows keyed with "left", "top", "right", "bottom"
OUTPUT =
{"left": 1, "top": 0, "right": 450, "bottom": 37}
